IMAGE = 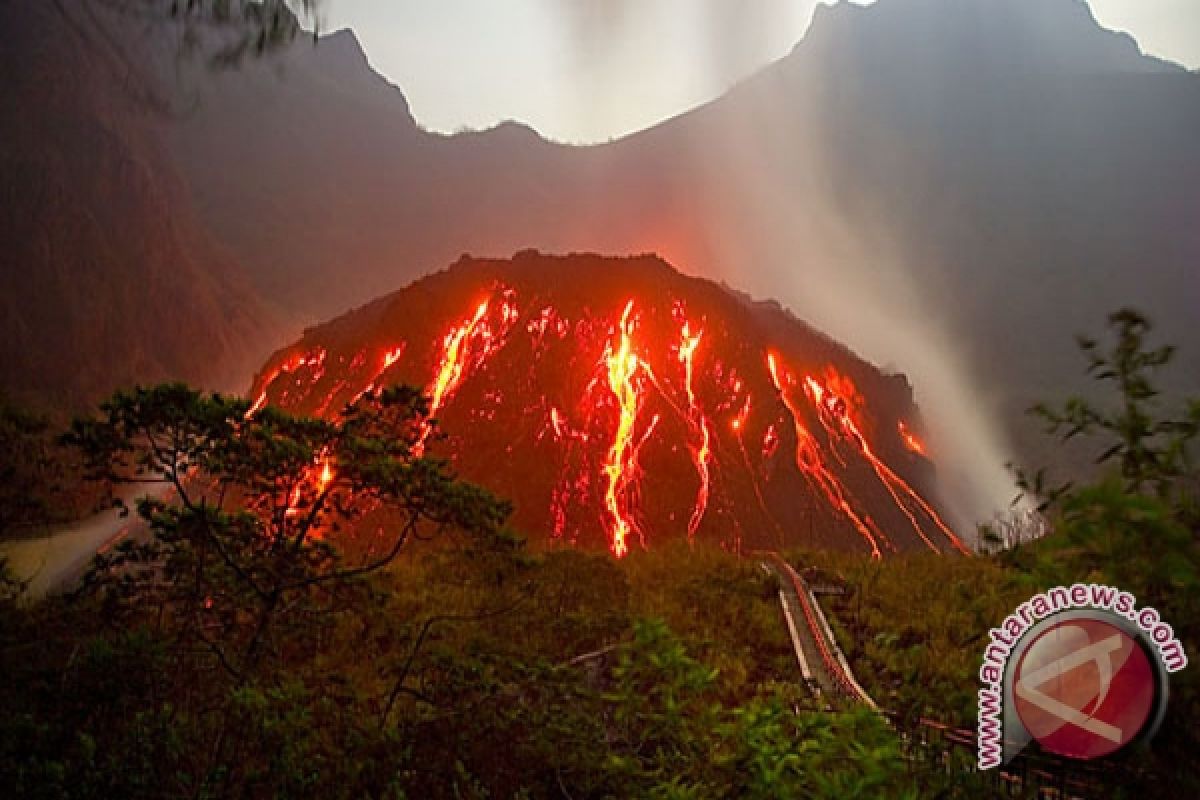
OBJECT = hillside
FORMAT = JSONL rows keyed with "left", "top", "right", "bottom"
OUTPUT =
{"left": 250, "top": 251, "right": 967, "bottom": 555}
{"left": 0, "top": 1, "right": 281, "bottom": 409}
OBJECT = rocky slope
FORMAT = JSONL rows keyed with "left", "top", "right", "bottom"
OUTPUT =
{"left": 249, "top": 251, "right": 968, "bottom": 555}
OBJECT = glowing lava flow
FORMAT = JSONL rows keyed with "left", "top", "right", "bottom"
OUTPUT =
{"left": 413, "top": 295, "right": 515, "bottom": 455}
{"left": 338, "top": 344, "right": 408, "bottom": 412}
{"left": 601, "top": 301, "right": 657, "bottom": 558}
{"left": 430, "top": 301, "right": 489, "bottom": 418}
{"left": 284, "top": 451, "right": 336, "bottom": 523}
{"left": 767, "top": 353, "right": 884, "bottom": 559}
{"left": 677, "top": 321, "right": 713, "bottom": 541}
{"left": 730, "top": 394, "right": 785, "bottom": 544}
{"left": 544, "top": 404, "right": 589, "bottom": 541}
{"left": 803, "top": 373, "right": 969, "bottom": 555}
{"left": 248, "top": 349, "right": 327, "bottom": 417}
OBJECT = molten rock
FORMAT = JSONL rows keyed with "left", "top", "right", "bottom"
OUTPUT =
{"left": 250, "top": 251, "right": 967, "bottom": 557}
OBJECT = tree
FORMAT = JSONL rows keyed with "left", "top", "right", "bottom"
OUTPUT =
{"left": 1027, "top": 308, "right": 1200, "bottom": 503}
{"left": 1014, "top": 309, "right": 1199, "bottom": 595}
{"left": 58, "top": 382, "right": 513, "bottom": 794}
{"left": 1011, "top": 310, "right": 1199, "bottom": 793}
{"left": 65, "top": 382, "right": 510, "bottom": 683}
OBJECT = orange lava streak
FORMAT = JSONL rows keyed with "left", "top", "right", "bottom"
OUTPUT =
{"left": 247, "top": 349, "right": 327, "bottom": 418}
{"left": 800, "top": 375, "right": 934, "bottom": 549}
{"left": 898, "top": 421, "right": 926, "bottom": 455}
{"left": 677, "top": 321, "right": 712, "bottom": 541}
{"left": 414, "top": 299, "right": 500, "bottom": 455}
{"left": 731, "top": 394, "right": 784, "bottom": 542}
{"left": 602, "top": 301, "right": 649, "bottom": 558}
{"left": 548, "top": 406, "right": 567, "bottom": 441}
{"left": 767, "top": 353, "right": 883, "bottom": 559}
{"left": 868, "top": 454, "right": 967, "bottom": 554}
{"left": 314, "top": 379, "right": 350, "bottom": 418}
{"left": 381, "top": 346, "right": 404, "bottom": 376}
{"left": 732, "top": 395, "right": 751, "bottom": 433}
{"left": 317, "top": 460, "right": 334, "bottom": 491}
{"left": 336, "top": 345, "right": 409, "bottom": 411}
{"left": 430, "top": 300, "right": 489, "bottom": 420}
{"left": 804, "top": 374, "right": 968, "bottom": 555}
{"left": 284, "top": 451, "right": 336, "bottom": 525}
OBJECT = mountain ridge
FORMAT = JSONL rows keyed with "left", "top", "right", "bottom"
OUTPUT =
{"left": 2, "top": 0, "right": 1196, "bottom": 523}
{"left": 0, "top": 1, "right": 283, "bottom": 409}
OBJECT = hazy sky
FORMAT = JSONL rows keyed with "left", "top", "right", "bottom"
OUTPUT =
{"left": 315, "top": 1, "right": 1200, "bottom": 143}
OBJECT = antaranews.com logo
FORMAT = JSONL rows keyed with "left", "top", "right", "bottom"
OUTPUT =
{"left": 977, "top": 583, "right": 1187, "bottom": 769}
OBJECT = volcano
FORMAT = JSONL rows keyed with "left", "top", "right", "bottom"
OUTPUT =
{"left": 249, "top": 252, "right": 968, "bottom": 558}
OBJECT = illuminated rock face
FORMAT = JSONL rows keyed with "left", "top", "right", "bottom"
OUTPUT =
{"left": 250, "top": 251, "right": 966, "bottom": 557}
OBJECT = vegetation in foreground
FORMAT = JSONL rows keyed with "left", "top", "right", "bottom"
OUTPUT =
{"left": 0, "top": 384, "right": 921, "bottom": 798}
{"left": 0, "top": 309, "right": 1195, "bottom": 797}
{"left": 804, "top": 311, "right": 1199, "bottom": 795}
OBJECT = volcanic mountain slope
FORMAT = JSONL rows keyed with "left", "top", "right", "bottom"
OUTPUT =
{"left": 251, "top": 252, "right": 968, "bottom": 557}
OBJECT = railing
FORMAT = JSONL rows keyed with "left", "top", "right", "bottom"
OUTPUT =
{"left": 766, "top": 552, "right": 877, "bottom": 706}
{"left": 891, "top": 711, "right": 1123, "bottom": 798}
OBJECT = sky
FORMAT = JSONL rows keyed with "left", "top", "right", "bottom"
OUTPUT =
{"left": 313, "top": 0, "right": 1200, "bottom": 144}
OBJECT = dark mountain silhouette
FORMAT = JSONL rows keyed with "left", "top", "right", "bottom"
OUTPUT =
{"left": 0, "top": 1, "right": 281, "bottom": 409}
{"left": 159, "top": 0, "right": 1199, "bottom": 515}
{"left": 2, "top": 0, "right": 1196, "bottom": 518}
{"left": 250, "top": 251, "right": 968, "bottom": 555}
{"left": 163, "top": 0, "right": 1199, "bottom": 378}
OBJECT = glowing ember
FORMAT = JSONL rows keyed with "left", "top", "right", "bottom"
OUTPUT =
{"left": 898, "top": 421, "right": 926, "bottom": 455}
{"left": 548, "top": 406, "right": 568, "bottom": 441}
{"left": 342, "top": 344, "right": 408, "bottom": 409}
{"left": 283, "top": 452, "right": 336, "bottom": 521}
{"left": 677, "top": 319, "right": 713, "bottom": 541}
{"left": 822, "top": 365, "right": 866, "bottom": 434}
{"left": 317, "top": 459, "right": 334, "bottom": 491}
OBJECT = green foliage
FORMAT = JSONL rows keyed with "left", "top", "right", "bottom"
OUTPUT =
{"left": 0, "top": 382, "right": 512, "bottom": 796}
{"left": 1008, "top": 312, "right": 1199, "bottom": 605}
{"left": 64, "top": 383, "right": 510, "bottom": 683}
{"left": 1024, "top": 308, "right": 1200, "bottom": 506}
{"left": 602, "top": 618, "right": 719, "bottom": 786}
{"left": 811, "top": 310, "right": 1200, "bottom": 794}
{"left": 718, "top": 701, "right": 914, "bottom": 799}
{"left": 1013, "top": 310, "right": 1200, "bottom": 792}
{"left": 622, "top": 541, "right": 795, "bottom": 701}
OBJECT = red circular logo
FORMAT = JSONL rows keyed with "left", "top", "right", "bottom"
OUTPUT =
{"left": 1013, "top": 616, "right": 1156, "bottom": 760}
